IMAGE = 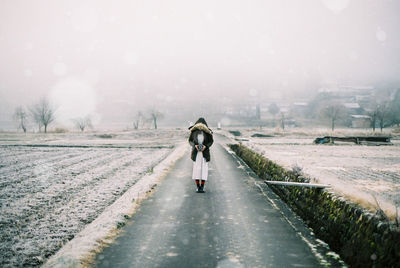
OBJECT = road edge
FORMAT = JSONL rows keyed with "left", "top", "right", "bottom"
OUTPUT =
{"left": 43, "top": 142, "right": 188, "bottom": 268}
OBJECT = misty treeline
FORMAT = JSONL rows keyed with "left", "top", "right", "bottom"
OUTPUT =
{"left": 230, "top": 88, "right": 400, "bottom": 132}
{"left": 132, "top": 109, "right": 164, "bottom": 130}
{"left": 13, "top": 98, "right": 56, "bottom": 133}
{"left": 12, "top": 97, "right": 165, "bottom": 133}
{"left": 12, "top": 97, "right": 91, "bottom": 133}
{"left": 305, "top": 88, "right": 400, "bottom": 131}
{"left": 71, "top": 116, "right": 92, "bottom": 132}
{"left": 12, "top": 88, "right": 399, "bottom": 133}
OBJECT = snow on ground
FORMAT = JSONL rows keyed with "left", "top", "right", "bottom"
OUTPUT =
{"left": 44, "top": 142, "right": 188, "bottom": 268}
{"left": 0, "top": 129, "right": 185, "bottom": 148}
{"left": 0, "top": 129, "right": 186, "bottom": 267}
{"left": 225, "top": 128, "right": 400, "bottom": 219}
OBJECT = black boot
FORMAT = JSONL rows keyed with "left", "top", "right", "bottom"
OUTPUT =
{"left": 198, "top": 185, "right": 205, "bottom": 193}
{"left": 195, "top": 180, "right": 200, "bottom": 193}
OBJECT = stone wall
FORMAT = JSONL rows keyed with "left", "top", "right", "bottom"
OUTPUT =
{"left": 230, "top": 144, "right": 400, "bottom": 268}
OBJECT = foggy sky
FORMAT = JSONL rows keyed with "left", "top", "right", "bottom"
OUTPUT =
{"left": 1, "top": 0, "right": 399, "bottom": 128}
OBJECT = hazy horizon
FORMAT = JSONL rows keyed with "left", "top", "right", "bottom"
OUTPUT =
{"left": 1, "top": 0, "right": 399, "bottom": 130}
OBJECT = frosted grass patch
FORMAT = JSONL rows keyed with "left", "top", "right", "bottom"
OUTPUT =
{"left": 244, "top": 138, "right": 400, "bottom": 219}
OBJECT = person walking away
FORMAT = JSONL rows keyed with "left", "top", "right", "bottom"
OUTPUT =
{"left": 188, "top": 118, "right": 213, "bottom": 193}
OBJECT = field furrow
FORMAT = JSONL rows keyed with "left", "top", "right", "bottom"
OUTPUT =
{"left": 243, "top": 134, "right": 400, "bottom": 218}
{"left": 0, "top": 145, "right": 174, "bottom": 267}
{"left": 0, "top": 148, "right": 67, "bottom": 173}
{"left": 0, "top": 148, "right": 43, "bottom": 164}
{"left": 0, "top": 149, "right": 130, "bottom": 212}
{"left": 0, "top": 149, "right": 78, "bottom": 184}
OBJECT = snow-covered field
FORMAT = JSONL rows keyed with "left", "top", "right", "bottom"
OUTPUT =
{"left": 2, "top": 127, "right": 399, "bottom": 266}
{"left": 227, "top": 128, "right": 400, "bottom": 219}
{"left": 0, "top": 129, "right": 186, "bottom": 267}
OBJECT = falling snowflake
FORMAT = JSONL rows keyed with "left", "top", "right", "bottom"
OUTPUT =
{"left": 249, "top": 89, "right": 258, "bottom": 97}
{"left": 376, "top": 28, "right": 387, "bottom": 42}
{"left": 321, "top": 0, "right": 349, "bottom": 13}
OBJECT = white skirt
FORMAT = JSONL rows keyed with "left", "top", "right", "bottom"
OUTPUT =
{"left": 192, "top": 151, "right": 208, "bottom": 181}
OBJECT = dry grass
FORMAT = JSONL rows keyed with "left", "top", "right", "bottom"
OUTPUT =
{"left": 230, "top": 127, "right": 400, "bottom": 222}
{"left": 226, "top": 126, "right": 400, "bottom": 138}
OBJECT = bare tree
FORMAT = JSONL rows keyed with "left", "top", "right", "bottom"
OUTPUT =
{"left": 149, "top": 109, "right": 164, "bottom": 130}
{"left": 369, "top": 100, "right": 385, "bottom": 132}
{"left": 376, "top": 102, "right": 390, "bottom": 132}
{"left": 268, "top": 103, "right": 280, "bottom": 116}
{"left": 72, "top": 116, "right": 92, "bottom": 132}
{"left": 255, "top": 104, "right": 261, "bottom": 120}
{"left": 133, "top": 111, "right": 143, "bottom": 130}
{"left": 13, "top": 106, "right": 28, "bottom": 133}
{"left": 389, "top": 88, "right": 400, "bottom": 127}
{"left": 369, "top": 109, "right": 377, "bottom": 131}
{"left": 321, "top": 103, "right": 346, "bottom": 131}
{"left": 31, "top": 108, "right": 43, "bottom": 133}
{"left": 280, "top": 112, "right": 285, "bottom": 130}
{"left": 268, "top": 102, "right": 280, "bottom": 127}
{"left": 30, "top": 98, "right": 56, "bottom": 133}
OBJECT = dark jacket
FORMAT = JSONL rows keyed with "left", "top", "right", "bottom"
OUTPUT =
{"left": 188, "top": 123, "right": 214, "bottom": 162}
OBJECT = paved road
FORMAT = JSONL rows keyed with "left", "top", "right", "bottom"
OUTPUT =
{"left": 94, "top": 137, "right": 340, "bottom": 267}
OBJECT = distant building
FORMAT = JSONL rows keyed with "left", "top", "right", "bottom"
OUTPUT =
{"left": 318, "top": 85, "right": 374, "bottom": 104}
{"left": 344, "top": 103, "right": 360, "bottom": 109}
{"left": 344, "top": 102, "right": 362, "bottom": 114}
{"left": 351, "top": 115, "right": 371, "bottom": 128}
{"left": 291, "top": 102, "right": 309, "bottom": 116}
